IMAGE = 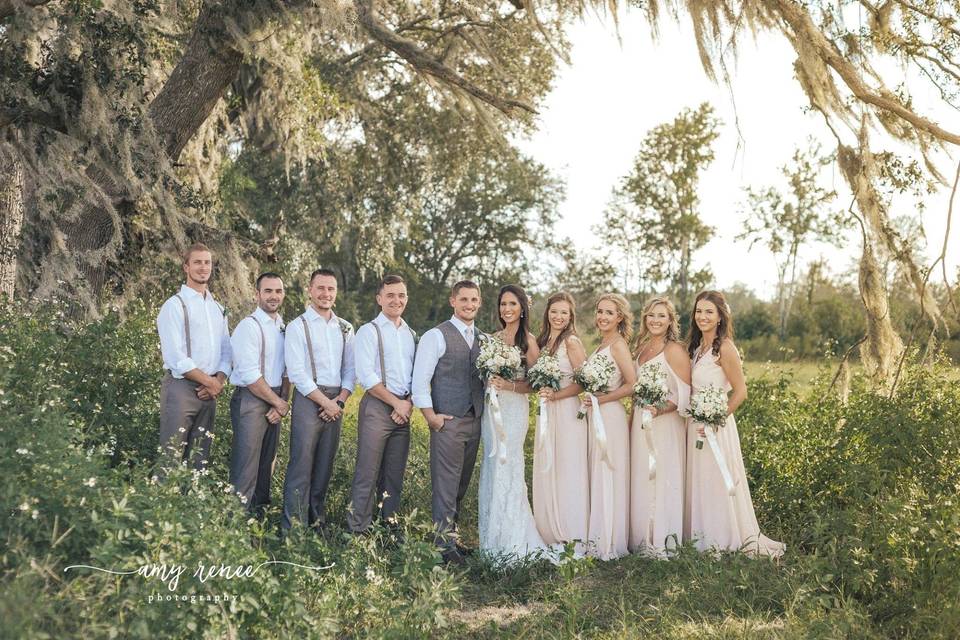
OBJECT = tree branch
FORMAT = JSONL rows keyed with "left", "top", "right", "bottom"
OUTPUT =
{"left": 773, "top": 0, "right": 960, "bottom": 146}
{"left": 353, "top": 0, "right": 535, "bottom": 117}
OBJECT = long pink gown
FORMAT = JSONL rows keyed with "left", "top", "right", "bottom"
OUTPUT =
{"left": 585, "top": 345, "right": 630, "bottom": 560}
{"left": 533, "top": 339, "right": 589, "bottom": 548}
{"left": 685, "top": 351, "right": 785, "bottom": 558}
{"left": 629, "top": 350, "right": 689, "bottom": 556}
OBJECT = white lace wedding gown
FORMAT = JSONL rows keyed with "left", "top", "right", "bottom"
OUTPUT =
{"left": 478, "top": 385, "right": 557, "bottom": 565}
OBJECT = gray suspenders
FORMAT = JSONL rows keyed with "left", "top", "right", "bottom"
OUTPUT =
{"left": 246, "top": 315, "right": 266, "bottom": 377}
{"left": 174, "top": 294, "right": 192, "bottom": 357}
{"left": 174, "top": 292, "right": 224, "bottom": 361}
{"left": 372, "top": 323, "right": 387, "bottom": 386}
{"left": 301, "top": 315, "right": 319, "bottom": 384}
{"left": 370, "top": 321, "right": 417, "bottom": 389}
{"left": 301, "top": 313, "right": 349, "bottom": 386}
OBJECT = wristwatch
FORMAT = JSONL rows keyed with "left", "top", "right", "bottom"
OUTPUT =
{"left": 336, "top": 400, "right": 345, "bottom": 409}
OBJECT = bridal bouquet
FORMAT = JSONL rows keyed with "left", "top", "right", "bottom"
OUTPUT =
{"left": 528, "top": 352, "right": 563, "bottom": 473}
{"left": 688, "top": 385, "right": 728, "bottom": 450}
{"left": 476, "top": 335, "right": 522, "bottom": 465}
{"left": 476, "top": 335, "right": 523, "bottom": 380}
{"left": 573, "top": 353, "right": 616, "bottom": 419}
{"left": 633, "top": 361, "right": 668, "bottom": 428}
{"left": 527, "top": 352, "right": 562, "bottom": 400}
{"left": 687, "top": 384, "right": 737, "bottom": 496}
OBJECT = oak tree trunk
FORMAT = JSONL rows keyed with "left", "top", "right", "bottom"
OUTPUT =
{"left": 0, "top": 144, "right": 24, "bottom": 300}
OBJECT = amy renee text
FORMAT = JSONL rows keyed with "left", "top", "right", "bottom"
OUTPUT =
{"left": 139, "top": 562, "right": 266, "bottom": 592}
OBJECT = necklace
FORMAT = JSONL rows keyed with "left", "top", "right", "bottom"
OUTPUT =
{"left": 637, "top": 338, "right": 666, "bottom": 363}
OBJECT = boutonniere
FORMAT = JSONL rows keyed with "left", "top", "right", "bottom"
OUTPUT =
{"left": 337, "top": 317, "right": 352, "bottom": 337}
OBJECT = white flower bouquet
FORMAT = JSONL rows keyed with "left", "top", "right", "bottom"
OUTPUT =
{"left": 477, "top": 335, "right": 522, "bottom": 465}
{"left": 688, "top": 385, "right": 728, "bottom": 449}
{"left": 633, "top": 361, "right": 668, "bottom": 428}
{"left": 528, "top": 352, "right": 563, "bottom": 418}
{"left": 573, "top": 353, "right": 616, "bottom": 419}
{"left": 476, "top": 335, "right": 522, "bottom": 380}
{"left": 527, "top": 353, "right": 562, "bottom": 391}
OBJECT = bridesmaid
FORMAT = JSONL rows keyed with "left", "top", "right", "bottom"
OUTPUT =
{"left": 684, "top": 290, "right": 785, "bottom": 558}
{"left": 583, "top": 293, "right": 637, "bottom": 560}
{"left": 533, "top": 292, "right": 589, "bottom": 549}
{"left": 629, "top": 296, "right": 691, "bottom": 556}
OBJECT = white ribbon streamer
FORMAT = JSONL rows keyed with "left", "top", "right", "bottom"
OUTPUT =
{"left": 535, "top": 398, "right": 552, "bottom": 473}
{"left": 486, "top": 387, "right": 508, "bottom": 465}
{"left": 589, "top": 392, "right": 614, "bottom": 557}
{"left": 588, "top": 393, "right": 613, "bottom": 470}
{"left": 704, "top": 424, "right": 737, "bottom": 496}
{"left": 641, "top": 409, "right": 657, "bottom": 481}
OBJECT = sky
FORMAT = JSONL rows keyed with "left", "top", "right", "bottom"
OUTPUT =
{"left": 515, "top": 7, "right": 958, "bottom": 299}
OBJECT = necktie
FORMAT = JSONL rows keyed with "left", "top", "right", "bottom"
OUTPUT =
{"left": 464, "top": 326, "right": 473, "bottom": 348}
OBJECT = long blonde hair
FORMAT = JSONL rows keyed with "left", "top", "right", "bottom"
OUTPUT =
{"left": 596, "top": 293, "right": 633, "bottom": 342}
{"left": 633, "top": 295, "right": 680, "bottom": 357}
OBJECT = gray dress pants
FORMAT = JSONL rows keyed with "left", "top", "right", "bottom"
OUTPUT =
{"left": 229, "top": 386, "right": 281, "bottom": 513}
{"left": 282, "top": 387, "right": 342, "bottom": 530}
{"left": 347, "top": 393, "right": 411, "bottom": 532}
{"left": 430, "top": 412, "right": 481, "bottom": 550}
{"left": 158, "top": 373, "right": 217, "bottom": 471}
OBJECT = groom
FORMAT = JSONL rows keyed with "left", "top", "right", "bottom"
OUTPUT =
{"left": 412, "top": 280, "right": 485, "bottom": 565}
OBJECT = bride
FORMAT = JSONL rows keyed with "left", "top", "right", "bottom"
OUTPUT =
{"left": 478, "top": 284, "right": 555, "bottom": 564}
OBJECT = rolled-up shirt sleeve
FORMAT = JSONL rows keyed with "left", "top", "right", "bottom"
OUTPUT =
{"left": 217, "top": 310, "right": 233, "bottom": 377}
{"left": 340, "top": 325, "right": 356, "bottom": 393}
{"left": 230, "top": 318, "right": 262, "bottom": 387}
{"left": 412, "top": 328, "right": 444, "bottom": 409}
{"left": 285, "top": 320, "right": 318, "bottom": 397}
{"left": 354, "top": 324, "right": 380, "bottom": 391}
{"left": 157, "top": 298, "right": 196, "bottom": 377}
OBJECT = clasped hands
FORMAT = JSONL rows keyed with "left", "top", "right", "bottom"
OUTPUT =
{"left": 389, "top": 398, "right": 413, "bottom": 425}
{"left": 266, "top": 398, "right": 289, "bottom": 425}
{"left": 196, "top": 373, "right": 226, "bottom": 401}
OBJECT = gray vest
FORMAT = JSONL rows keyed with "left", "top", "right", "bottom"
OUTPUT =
{"left": 431, "top": 321, "right": 484, "bottom": 418}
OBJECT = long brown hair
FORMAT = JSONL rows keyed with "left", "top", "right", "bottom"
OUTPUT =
{"left": 498, "top": 284, "right": 532, "bottom": 355}
{"left": 687, "top": 290, "right": 735, "bottom": 359}
{"left": 633, "top": 295, "right": 680, "bottom": 357}
{"left": 596, "top": 293, "right": 633, "bottom": 343}
{"left": 536, "top": 292, "right": 578, "bottom": 355}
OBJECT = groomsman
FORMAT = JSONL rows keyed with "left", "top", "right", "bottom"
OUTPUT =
{"left": 412, "top": 280, "right": 485, "bottom": 564}
{"left": 282, "top": 268, "right": 355, "bottom": 531}
{"left": 347, "top": 275, "right": 417, "bottom": 534}
{"left": 156, "top": 243, "right": 232, "bottom": 471}
{"left": 228, "top": 272, "right": 289, "bottom": 515}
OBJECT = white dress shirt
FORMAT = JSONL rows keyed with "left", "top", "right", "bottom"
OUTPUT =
{"left": 412, "top": 315, "right": 475, "bottom": 409}
{"left": 229, "top": 306, "right": 286, "bottom": 388}
{"left": 157, "top": 284, "right": 232, "bottom": 378}
{"left": 284, "top": 306, "right": 355, "bottom": 397}
{"left": 355, "top": 312, "right": 416, "bottom": 396}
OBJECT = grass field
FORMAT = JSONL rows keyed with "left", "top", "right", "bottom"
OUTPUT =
{"left": 5, "top": 308, "right": 958, "bottom": 639}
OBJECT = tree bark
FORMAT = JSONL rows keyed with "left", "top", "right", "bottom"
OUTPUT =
{"left": 0, "top": 144, "right": 24, "bottom": 300}
{"left": 147, "top": 3, "right": 244, "bottom": 160}
{"left": 56, "top": 2, "right": 245, "bottom": 299}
